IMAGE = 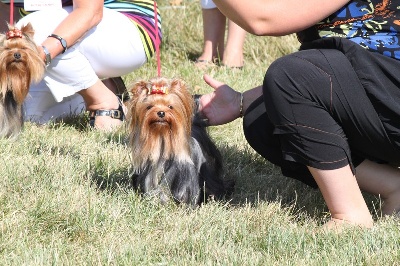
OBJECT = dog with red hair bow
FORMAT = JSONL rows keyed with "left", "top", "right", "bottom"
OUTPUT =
{"left": 128, "top": 77, "right": 234, "bottom": 206}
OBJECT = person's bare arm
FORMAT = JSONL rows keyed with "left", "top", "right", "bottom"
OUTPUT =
{"left": 40, "top": 0, "right": 104, "bottom": 60}
{"left": 213, "top": 0, "right": 351, "bottom": 36}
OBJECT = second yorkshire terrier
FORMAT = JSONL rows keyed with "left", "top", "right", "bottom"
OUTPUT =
{"left": 128, "top": 77, "right": 234, "bottom": 206}
{"left": 0, "top": 23, "right": 44, "bottom": 138}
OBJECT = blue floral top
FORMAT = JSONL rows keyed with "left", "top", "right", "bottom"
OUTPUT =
{"left": 299, "top": 0, "right": 400, "bottom": 60}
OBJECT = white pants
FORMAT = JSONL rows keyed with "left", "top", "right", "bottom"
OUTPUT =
{"left": 17, "top": 7, "right": 147, "bottom": 123}
{"left": 200, "top": 0, "right": 216, "bottom": 9}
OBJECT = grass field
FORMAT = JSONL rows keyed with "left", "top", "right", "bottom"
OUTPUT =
{"left": 1, "top": 1, "right": 400, "bottom": 265}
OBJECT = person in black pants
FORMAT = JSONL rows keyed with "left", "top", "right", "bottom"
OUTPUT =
{"left": 198, "top": 0, "right": 400, "bottom": 229}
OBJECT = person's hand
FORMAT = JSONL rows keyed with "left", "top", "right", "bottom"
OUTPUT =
{"left": 199, "top": 74, "right": 242, "bottom": 126}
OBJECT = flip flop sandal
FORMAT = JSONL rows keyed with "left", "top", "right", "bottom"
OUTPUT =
{"left": 220, "top": 63, "right": 244, "bottom": 70}
{"left": 194, "top": 59, "right": 217, "bottom": 69}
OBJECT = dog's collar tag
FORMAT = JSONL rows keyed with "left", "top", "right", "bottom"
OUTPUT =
{"left": 6, "top": 29, "right": 23, "bottom": 40}
{"left": 148, "top": 85, "right": 169, "bottom": 95}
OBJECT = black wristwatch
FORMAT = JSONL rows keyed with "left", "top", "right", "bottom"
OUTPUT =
{"left": 48, "top": 34, "right": 67, "bottom": 54}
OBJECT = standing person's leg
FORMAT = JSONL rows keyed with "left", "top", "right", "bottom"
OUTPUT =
{"left": 197, "top": 0, "right": 226, "bottom": 67}
{"left": 222, "top": 20, "right": 246, "bottom": 68}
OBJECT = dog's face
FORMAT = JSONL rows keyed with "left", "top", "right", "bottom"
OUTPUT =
{"left": 0, "top": 23, "right": 44, "bottom": 103}
{"left": 128, "top": 77, "right": 195, "bottom": 163}
{"left": 129, "top": 77, "right": 194, "bottom": 137}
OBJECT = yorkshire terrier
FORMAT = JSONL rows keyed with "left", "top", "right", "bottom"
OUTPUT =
{"left": 128, "top": 77, "right": 234, "bottom": 206}
{"left": 0, "top": 23, "right": 44, "bottom": 138}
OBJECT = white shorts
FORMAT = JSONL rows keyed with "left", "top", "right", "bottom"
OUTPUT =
{"left": 200, "top": 0, "right": 217, "bottom": 9}
{"left": 17, "top": 7, "right": 147, "bottom": 123}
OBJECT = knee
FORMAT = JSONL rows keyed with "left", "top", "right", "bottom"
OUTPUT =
{"left": 263, "top": 54, "right": 303, "bottom": 94}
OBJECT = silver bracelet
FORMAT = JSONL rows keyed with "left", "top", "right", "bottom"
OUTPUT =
{"left": 42, "top": 45, "right": 51, "bottom": 67}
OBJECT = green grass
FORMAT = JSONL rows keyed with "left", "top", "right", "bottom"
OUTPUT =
{"left": 1, "top": 1, "right": 399, "bottom": 265}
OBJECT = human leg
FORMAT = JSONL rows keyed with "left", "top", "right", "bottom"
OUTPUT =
{"left": 102, "top": 77, "right": 129, "bottom": 102}
{"left": 243, "top": 97, "right": 373, "bottom": 228}
{"left": 355, "top": 159, "right": 400, "bottom": 216}
{"left": 24, "top": 80, "right": 85, "bottom": 123}
{"left": 243, "top": 99, "right": 373, "bottom": 229}
{"left": 78, "top": 79, "right": 125, "bottom": 130}
{"left": 243, "top": 96, "right": 317, "bottom": 187}
{"left": 261, "top": 49, "right": 400, "bottom": 227}
{"left": 222, "top": 20, "right": 246, "bottom": 68}
{"left": 17, "top": 7, "right": 145, "bottom": 129}
{"left": 197, "top": 3, "right": 226, "bottom": 66}
{"left": 308, "top": 165, "right": 373, "bottom": 228}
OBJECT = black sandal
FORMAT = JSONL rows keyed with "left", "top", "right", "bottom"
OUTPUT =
{"left": 88, "top": 97, "right": 126, "bottom": 128}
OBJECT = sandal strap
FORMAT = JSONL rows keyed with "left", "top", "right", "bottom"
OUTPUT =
{"left": 88, "top": 98, "right": 126, "bottom": 128}
{"left": 89, "top": 109, "right": 124, "bottom": 119}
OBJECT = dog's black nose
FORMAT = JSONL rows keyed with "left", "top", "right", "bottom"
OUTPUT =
{"left": 157, "top": 111, "right": 165, "bottom": 118}
{"left": 14, "top": 52, "right": 21, "bottom": 60}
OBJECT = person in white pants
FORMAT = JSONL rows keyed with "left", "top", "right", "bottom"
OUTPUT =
{"left": 5, "top": 0, "right": 162, "bottom": 130}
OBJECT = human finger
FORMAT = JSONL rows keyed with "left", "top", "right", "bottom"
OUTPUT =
{"left": 203, "top": 74, "right": 226, "bottom": 90}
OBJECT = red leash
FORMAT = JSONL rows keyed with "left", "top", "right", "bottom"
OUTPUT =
{"left": 10, "top": 0, "right": 14, "bottom": 25}
{"left": 153, "top": 1, "right": 161, "bottom": 77}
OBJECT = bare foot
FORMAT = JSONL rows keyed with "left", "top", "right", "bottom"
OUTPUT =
{"left": 322, "top": 217, "right": 373, "bottom": 232}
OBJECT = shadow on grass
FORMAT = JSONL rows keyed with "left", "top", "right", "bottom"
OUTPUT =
{"left": 216, "top": 144, "right": 329, "bottom": 219}
{"left": 218, "top": 144, "right": 383, "bottom": 221}
{"left": 187, "top": 52, "right": 202, "bottom": 63}
{"left": 86, "top": 136, "right": 333, "bottom": 222}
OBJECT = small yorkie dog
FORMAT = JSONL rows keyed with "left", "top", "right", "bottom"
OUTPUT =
{"left": 0, "top": 23, "right": 44, "bottom": 138}
{"left": 128, "top": 77, "right": 234, "bottom": 206}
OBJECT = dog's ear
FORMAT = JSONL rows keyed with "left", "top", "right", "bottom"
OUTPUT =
{"left": 170, "top": 78, "right": 186, "bottom": 91}
{"left": 129, "top": 80, "right": 149, "bottom": 97}
{"left": 20, "top": 22, "right": 35, "bottom": 39}
{"left": 170, "top": 78, "right": 192, "bottom": 101}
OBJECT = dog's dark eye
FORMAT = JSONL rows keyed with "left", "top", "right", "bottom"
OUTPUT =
{"left": 168, "top": 105, "right": 173, "bottom": 109}
{"left": 146, "top": 105, "right": 153, "bottom": 110}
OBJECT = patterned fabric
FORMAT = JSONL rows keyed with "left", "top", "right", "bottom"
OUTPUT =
{"left": 15, "top": 0, "right": 162, "bottom": 60}
{"left": 299, "top": 0, "right": 400, "bottom": 60}
{"left": 103, "top": 0, "right": 162, "bottom": 60}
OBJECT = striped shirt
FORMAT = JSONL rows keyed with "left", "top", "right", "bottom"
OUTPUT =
{"left": 16, "top": 0, "right": 162, "bottom": 60}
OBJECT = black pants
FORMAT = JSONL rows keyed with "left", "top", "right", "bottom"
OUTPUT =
{"left": 243, "top": 40, "right": 400, "bottom": 188}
